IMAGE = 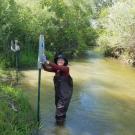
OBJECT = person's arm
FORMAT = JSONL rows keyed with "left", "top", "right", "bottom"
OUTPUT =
{"left": 42, "top": 64, "right": 55, "bottom": 72}
{"left": 40, "top": 56, "right": 55, "bottom": 72}
{"left": 48, "top": 61, "right": 69, "bottom": 73}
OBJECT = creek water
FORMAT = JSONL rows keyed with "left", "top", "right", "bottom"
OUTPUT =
{"left": 21, "top": 53, "right": 135, "bottom": 135}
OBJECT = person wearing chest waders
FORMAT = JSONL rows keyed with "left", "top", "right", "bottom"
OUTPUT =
{"left": 41, "top": 54, "right": 73, "bottom": 125}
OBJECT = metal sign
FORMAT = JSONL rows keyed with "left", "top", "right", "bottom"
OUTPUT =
{"left": 38, "top": 34, "right": 45, "bottom": 69}
{"left": 37, "top": 34, "right": 45, "bottom": 124}
{"left": 10, "top": 40, "right": 20, "bottom": 84}
{"left": 11, "top": 40, "right": 20, "bottom": 52}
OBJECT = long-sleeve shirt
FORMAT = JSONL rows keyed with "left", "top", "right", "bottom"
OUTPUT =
{"left": 42, "top": 62, "right": 69, "bottom": 76}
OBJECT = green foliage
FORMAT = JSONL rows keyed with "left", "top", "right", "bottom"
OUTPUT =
{"left": 98, "top": 0, "right": 135, "bottom": 48}
{"left": 0, "top": 84, "right": 37, "bottom": 135}
{"left": 45, "top": 50, "right": 54, "bottom": 60}
{"left": 96, "top": 0, "right": 135, "bottom": 65}
{"left": 0, "top": 0, "right": 97, "bottom": 68}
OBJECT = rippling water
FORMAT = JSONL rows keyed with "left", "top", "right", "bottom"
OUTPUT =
{"left": 21, "top": 56, "right": 135, "bottom": 135}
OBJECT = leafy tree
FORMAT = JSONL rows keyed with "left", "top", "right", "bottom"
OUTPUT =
{"left": 0, "top": 0, "right": 98, "bottom": 68}
{"left": 98, "top": 0, "right": 135, "bottom": 48}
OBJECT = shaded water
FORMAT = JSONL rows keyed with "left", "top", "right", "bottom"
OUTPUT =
{"left": 21, "top": 56, "right": 135, "bottom": 135}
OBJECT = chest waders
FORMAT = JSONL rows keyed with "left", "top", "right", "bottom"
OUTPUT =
{"left": 53, "top": 75, "right": 73, "bottom": 124}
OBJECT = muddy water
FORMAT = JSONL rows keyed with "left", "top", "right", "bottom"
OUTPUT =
{"left": 21, "top": 57, "right": 135, "bottom": 135}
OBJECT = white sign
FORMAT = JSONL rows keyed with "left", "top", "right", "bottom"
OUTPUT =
{"left": 38, "top": 34, "right": 45, "bottom": 69}
{"left": 11, "top": 40, "right": 20, "bottom": 52}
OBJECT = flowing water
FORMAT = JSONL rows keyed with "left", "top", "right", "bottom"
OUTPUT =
{"left": 21, "top": 54, "right": 135, "bottom": 135}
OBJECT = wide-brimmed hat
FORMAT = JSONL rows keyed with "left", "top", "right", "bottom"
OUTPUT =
{"left": 54, "top": 54, "right": 68, "bottom": 66}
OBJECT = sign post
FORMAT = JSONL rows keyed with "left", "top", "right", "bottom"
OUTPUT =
{"left": 37, "top": 34, "right": 45, "bottom": 123}
{"left": 11, "top": 40, "right": 20, "bottom": 84}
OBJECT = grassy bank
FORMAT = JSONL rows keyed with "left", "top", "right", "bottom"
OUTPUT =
{"left": 0, "top": 84, "right": 37, "bottom": 135}
{"left": 101, "top": 46, "right": 135, "bottom": 67}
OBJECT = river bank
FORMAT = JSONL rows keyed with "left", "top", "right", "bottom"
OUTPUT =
{"left": 102, "top": 46, "right": 135, "bottom": 67}
{"left": 0, "top": 83, "right": 37, "bottom": 135}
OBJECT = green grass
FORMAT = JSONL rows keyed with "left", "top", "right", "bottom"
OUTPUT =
{"left": 0, "top": 84, "right": 37, "bottom": 135}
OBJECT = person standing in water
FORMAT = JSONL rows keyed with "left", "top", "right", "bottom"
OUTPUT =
{"left": 41, "top": 54, "right": 73, "bottom": 125}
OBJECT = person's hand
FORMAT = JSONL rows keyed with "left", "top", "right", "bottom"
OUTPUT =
{"left": 40, "top": 55, "right": 47, "bottom": 64}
